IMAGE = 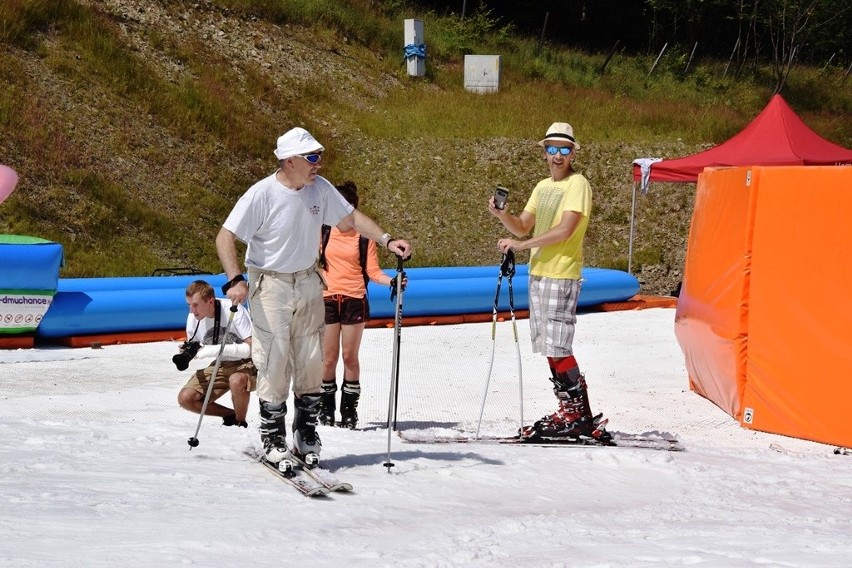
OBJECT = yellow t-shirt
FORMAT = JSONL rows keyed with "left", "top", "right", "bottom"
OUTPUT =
{"left": 523, "top": 173, "right": 592, "bottom": 279}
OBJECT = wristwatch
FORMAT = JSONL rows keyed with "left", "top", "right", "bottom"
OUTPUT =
{"left": 221, "top": 274, "right": 246, "bottom": 294}
{"left": 380, "top": 233, "right": 393, "bottom": 248}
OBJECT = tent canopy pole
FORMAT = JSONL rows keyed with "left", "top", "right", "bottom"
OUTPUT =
{"left": 628, "top": 181, "right": 637, "bottom": 274}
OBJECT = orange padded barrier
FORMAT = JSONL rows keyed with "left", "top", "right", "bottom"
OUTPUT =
{"left": 677, "top": 165, "right": 852, "bottom": 447}
{"left": 741, "top": 167, "right": 852, "bottom": 447}
{"left": 675, "top": 167, "right": 755, "bottom": 419}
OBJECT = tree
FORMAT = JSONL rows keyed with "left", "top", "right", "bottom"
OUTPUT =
{"left": 760, "top": 0, "right": 849, "bottom": 91}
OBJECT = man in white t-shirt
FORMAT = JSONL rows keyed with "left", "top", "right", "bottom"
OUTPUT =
{"left": 176, "top": 280, "right": 256, "bottom": 428}
{"left": 215, "top": 127, "right": 412, "bottom": 465}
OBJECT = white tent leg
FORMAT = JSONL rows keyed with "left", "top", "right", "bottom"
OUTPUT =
{"left": 628, "top": 181, "right": 637, "bottom": 274}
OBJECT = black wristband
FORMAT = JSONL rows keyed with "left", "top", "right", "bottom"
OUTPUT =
{"left": 221, "top": 274, "right": 246, "bottom": 295}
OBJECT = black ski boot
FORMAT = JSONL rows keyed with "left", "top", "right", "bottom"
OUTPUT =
{"left": 339, "top": 382, "right": 361, "bottom": 430}
{"left": 319, "top": 381, "right": 337, "bottom": 427}
{"left": 521, "top": 376, "right": 607, "bottom": 441}
{"left": 292, "top": 394, "right": 322, "bottom": 466}
{"left": 259, "top": 400, "right": 290, "bottom": 463}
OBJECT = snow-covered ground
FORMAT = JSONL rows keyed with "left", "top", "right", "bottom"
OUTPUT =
{"left": 2, "top": 308, "right": 850, "bottom": 567}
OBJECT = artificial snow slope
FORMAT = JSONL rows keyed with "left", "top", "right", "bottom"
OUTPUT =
{"left": 2, "top": 309, "right": 850, "bottom": 567}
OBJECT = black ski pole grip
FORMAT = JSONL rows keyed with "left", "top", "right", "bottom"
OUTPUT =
{"left": 395, "top": 253, "right": 411, "bottom": 270}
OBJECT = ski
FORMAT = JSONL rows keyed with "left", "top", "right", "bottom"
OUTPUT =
{"left": 398, "top": 429, "right": 684, "bottom": 452}
{"left": 289, "top": 453, "right": 353, "bottom": 493}
{"left": 772, "top": 443, "right": 850, "bottom": 457}
{"left": 245, "top": 450, "right": 329, "bottom": 497}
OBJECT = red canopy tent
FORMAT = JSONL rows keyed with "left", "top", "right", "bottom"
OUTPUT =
{"left": 627, "top": 94, "right": 852, "bottom": 272}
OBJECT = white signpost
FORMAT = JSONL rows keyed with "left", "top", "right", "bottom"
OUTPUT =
{"left": 404, "top": 19, "right": 425, "bottom": 77}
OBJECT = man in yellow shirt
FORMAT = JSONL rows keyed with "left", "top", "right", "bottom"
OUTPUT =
{"left": 488, "top": 122, "right": 607, "bottom": 441}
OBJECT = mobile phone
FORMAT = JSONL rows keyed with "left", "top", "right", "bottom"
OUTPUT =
{"left": 494, "top": 187, "right": 509, "bottom": 210}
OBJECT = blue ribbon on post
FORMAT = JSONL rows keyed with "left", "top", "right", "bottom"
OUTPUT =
{"left": 403, "top": 43, "right": 426, "bottom": 61}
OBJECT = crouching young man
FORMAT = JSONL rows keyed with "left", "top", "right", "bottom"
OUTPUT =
{"left": 176, "top": 280, "right": 256, "bottom": 427}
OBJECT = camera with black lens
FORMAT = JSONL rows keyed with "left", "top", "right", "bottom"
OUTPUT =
{"left": 172, "top": 340, "right": 201, "bottom": 371}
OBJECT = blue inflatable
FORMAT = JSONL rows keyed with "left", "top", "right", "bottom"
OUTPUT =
{"left": 1, "top": 235, "right": 64, "bottom": 335}
{"left": 366, "top": 266, "right": 639, "bottom": 317}
{"left": 36, "top": 266, "right": 640, "bottom": 339}
{"left": 57, "top": 274, "right": 229, "bottom": 293}
{"left": 0, "top": 236, "right": 64, "bottom": 290}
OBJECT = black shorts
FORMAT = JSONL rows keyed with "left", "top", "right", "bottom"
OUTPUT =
{"left": 325, "top": 294, "right": 370, "bottom": 325}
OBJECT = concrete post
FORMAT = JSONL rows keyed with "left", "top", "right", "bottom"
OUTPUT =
{"left": 404, "top": 19, "right": 425, "bottom": 77}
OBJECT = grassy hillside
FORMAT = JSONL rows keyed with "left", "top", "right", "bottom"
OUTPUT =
{"left": 1, "top": 0, "right": 850, "bottom": 294}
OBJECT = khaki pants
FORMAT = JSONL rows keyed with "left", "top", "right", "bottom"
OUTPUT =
{"left": 248, "top": 266, "right": 325, "bottom": 404}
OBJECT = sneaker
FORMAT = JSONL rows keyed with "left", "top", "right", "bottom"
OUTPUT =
{"left": 223, "top": 413, "right": 248, "bottom": 428}
{"left": 319, "top": 382, "right": 337, "bottom": 427}
{"left": 339, "top": 382, "right": 360, "bottom": 430}
{"left": 259, "top": 400, "right": 289, "bottom": 463}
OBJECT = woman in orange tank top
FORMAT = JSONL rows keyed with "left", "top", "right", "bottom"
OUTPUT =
{"left": 318, "top": 181, "right": 405, "bottom": 429}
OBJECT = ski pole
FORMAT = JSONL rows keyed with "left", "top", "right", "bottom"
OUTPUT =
{"left": 504, "top": 252, "right": 524, "bottom": 433}
{"left": 188, "top": 303, "right": 239, "bottom": 449}
{"left": 475, "top": 255, "right": 506, "bottom": 440}
{"left": 384, "top": 253, "right": 409, "bottom": 472}
{"left": 475, "top": 251, "right": 523, "bottom": 439}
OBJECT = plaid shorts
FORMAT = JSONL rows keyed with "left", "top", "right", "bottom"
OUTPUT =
{"left": 528, "top": 276, "right": 582, "bottom": 357}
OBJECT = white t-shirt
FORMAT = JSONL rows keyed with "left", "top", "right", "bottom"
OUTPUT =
{"left": 184, "top": 300, "right": 252, "bottom": 361}
{"left": 223, "top": 173, "right": 354, "bottom": 273}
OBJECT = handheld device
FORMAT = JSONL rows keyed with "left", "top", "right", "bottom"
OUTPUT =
{"left": 494, "top": 187, "right": 509, "bottom": 210}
